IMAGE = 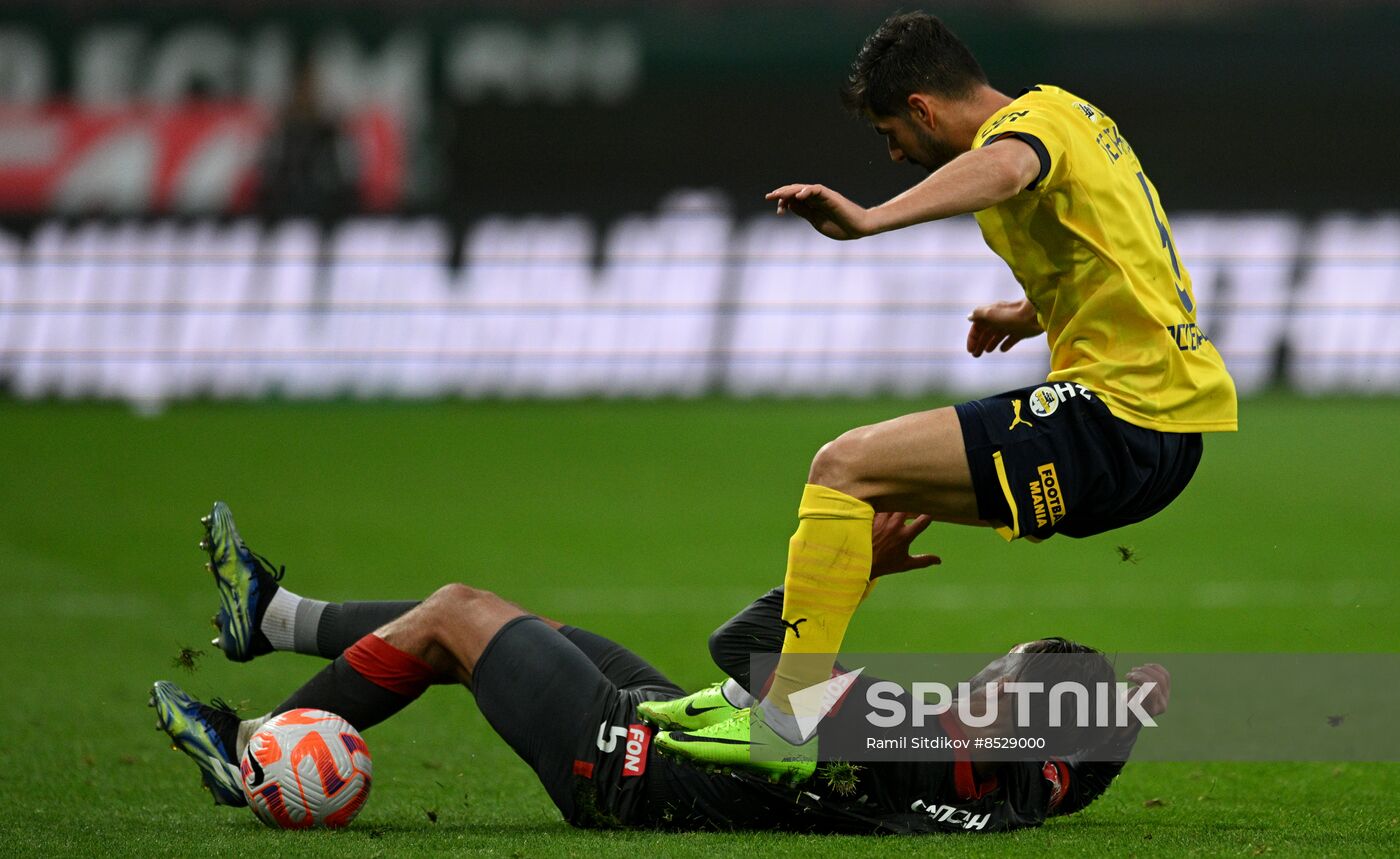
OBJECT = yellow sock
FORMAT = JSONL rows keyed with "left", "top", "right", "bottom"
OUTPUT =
{"left": 767, "top": 483, "right": 874, "bottom": 713}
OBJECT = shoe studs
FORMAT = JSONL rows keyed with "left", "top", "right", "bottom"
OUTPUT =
{"left": 204, "top": 562, "right": 214, "bottom": 573}
{"left": 201, "top": 514, "right": 212, "bottom": 526}
{"left": 198, "top": 539, "right": 210, "bottom": 551}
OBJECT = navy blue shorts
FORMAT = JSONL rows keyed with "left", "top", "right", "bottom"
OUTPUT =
{"left": 954, "top": 382, "right": 1203, "bottom": 541}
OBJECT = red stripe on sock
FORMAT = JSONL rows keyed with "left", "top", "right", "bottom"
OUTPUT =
{"left": 344, "top": 634, "right": 437, "bottom": 697}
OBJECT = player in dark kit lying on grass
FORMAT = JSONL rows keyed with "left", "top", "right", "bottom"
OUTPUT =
{"left": 152, "top": 502, "right": 1168, "bottom": 834}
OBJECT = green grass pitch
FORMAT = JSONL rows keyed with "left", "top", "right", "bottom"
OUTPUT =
{"left": 1, "top": 394, "right": 1397, "bottom": 856}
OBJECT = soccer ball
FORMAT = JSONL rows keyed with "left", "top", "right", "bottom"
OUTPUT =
{"left": 239, "top": 708, "right": 373, "bottom": 829}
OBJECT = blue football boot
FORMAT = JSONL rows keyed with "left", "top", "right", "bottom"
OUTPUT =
{"left": 200, "top": 501, "right": 282, "bottom": 662}
{"left": 149, "top": 680, "right": 246, "bottom": 807}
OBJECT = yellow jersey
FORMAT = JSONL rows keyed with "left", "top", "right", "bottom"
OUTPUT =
{"left": 971, "top": 85, "right": 1237, "bottom": 433}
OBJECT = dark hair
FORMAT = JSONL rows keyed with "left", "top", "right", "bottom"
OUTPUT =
{"left": 840, "top": 11, "right": 988, "bottom": 116}
{"left": 1015, "top": 637, "right": 1116, "bottom": 697}
{"left": 1019, "top": 636, "right": 1101, "bottom": 656}
{"left": 1011, "top": 638, "right": 1118, "bottom": 758}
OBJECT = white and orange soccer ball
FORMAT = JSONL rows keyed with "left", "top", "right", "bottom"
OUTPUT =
{"left": 239, "top": 709, "right": 373, "bottom": 829}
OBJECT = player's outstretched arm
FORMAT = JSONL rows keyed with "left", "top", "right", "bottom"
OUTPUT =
{"left": 766, "top": 138, "right": 1041, "bottom": 240}
{"left": 764, "top": 182, "right": 871, "bottom": 240}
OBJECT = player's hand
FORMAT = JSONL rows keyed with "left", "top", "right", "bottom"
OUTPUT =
{"left": 869, "top": 511, "right": 941, "bottom": 578}
{"left": 966, "top": 299, "right": 1044, "bottom": 357}
{"left": 1124, "top": 663, "right": 1171, "bottom": 718}
{"left": 765, "top": 183, "right": 872, "bottom": 240}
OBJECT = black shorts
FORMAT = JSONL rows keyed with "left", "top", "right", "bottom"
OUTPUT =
{"left": 954, "top": 381, "right": 1203, "bottom": 541}
{"left": 470, "top": 616, "right": 684, "bottom": 828}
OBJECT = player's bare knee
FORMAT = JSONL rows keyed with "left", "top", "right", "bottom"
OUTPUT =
{"left": 411, "top": 583, "right": 489, "bottom": 642}
{"left": 807, "top": 431, "right": 870, "bottom": 496}
{"left": 422, "top": 583, "right": 486, "bottom": 621}
{"left": 428, "top": 582, "right": 477, "bottom": 605}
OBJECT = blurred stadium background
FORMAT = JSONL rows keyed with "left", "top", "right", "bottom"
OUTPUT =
{"left": 2, "top": 0, "right": 1399, "bottom": 401}
{"left": 2, "top": 0, "right": 1398, "bottom": 854}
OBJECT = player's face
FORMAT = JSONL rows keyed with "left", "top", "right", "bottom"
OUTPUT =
{"left": 871, "top": 112, "right": 963, "bottom": 173}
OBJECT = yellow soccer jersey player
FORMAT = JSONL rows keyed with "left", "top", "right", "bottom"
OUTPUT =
{"left": 972, "top": 85, "right": 1237, "bottom": 432}
{"left": 668, "top": 11, "right": 1236, "bottom": 778}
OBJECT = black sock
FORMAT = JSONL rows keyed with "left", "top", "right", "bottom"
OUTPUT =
{"left": 708, "top": 587, "right": 786, "bottom": 692}
{"left": 313, "top": 601, "right": 420, "bottom": 659}
{"left": 272, "top": 634, "right": 435, "bottom": 732}
{"left": 271, "top": 659, "right": 412, "bottom": 731}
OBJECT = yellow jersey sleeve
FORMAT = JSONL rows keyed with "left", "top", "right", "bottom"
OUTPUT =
{"left": 970, "top": 86, "right": 1238, "bottom": 433}
{"left": 975, "top": 103, "right": 1070, "bottom": 193}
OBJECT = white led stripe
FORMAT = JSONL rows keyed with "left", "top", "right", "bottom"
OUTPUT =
{"left": 0, "top": 208, "right": 1396, "bottom": 404}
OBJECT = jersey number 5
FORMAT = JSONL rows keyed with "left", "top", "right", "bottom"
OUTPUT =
{"left": 1135, "top": 171, "right": 1194, "bottom": 313}
{"left": 597, "top": 722, "right": 628, "bottom": 752}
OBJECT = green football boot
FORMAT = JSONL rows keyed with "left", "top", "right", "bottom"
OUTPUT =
{"left": 654, "top": 706, "right": 817, "bottom": 785}
{"left": 201, "top": 501, "right": 283, "bottom": 662}
{"left": 638, "top": 682, "right": 738, "bottom": 731}
{"left": 149, "top": 680, "right": 247, "bottom": 807}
